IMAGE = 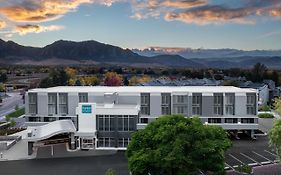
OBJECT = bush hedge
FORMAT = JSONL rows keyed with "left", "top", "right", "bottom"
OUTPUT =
{"left": 258, "top": 113, "right": 274, "bottom": 118}
{"left": 235, "top": 164, "right": 252, "bottom": 174}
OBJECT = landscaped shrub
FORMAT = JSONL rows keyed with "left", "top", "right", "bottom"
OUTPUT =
{"left": 258, "top": 105, "right": 271, "bottom": 111}
{"left": 235, "top": 164, "right": 252, "bottom": 174}
{"left": 258, "top": 113, "right": 274, "bottom": 118}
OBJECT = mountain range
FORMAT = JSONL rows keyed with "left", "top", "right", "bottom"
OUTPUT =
{"left": 0, "top": 39, "right": 281, "bottom": 69}
{"left": 132, "top": 47, "right": 281, "bottom": 59}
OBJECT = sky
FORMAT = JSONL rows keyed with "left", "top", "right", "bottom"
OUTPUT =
{"left": 0, "top": 0, "right": 281, "bottom": 50}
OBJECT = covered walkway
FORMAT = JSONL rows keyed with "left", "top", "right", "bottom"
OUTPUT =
{"left": 25, "top": 120, "right": 76, "bottom": 155}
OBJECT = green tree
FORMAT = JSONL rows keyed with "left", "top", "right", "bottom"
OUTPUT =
{"left": 251, "top": 63, "right": 267, "bottom": 82}
{"left": 273, "top": 98, "right": 281, "bottom": 116}
{"left": 126, "top": 115, "right": 231, "bottom": 175}
{"left": 269, "top": 98, "right": 281, "bottom": 158}
{"left": 105, "top": 168, "right": 117, "bottom": 175}
{"left": 0, "top": 83, "right": 5, "bottom": 92}
{"left": 269, "top": 119, "right": 281, "bottom": 158}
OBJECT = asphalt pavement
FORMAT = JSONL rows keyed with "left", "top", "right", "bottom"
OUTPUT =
{"left": 0, "top": 151, "right": 130, "bottom": 175}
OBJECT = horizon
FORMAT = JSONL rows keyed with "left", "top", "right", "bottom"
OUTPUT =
{"left": 2, "top": 38, "right": 281, "bottom": 52}
{"left": 0, "top": 0, "right": 281, "bottom": 50}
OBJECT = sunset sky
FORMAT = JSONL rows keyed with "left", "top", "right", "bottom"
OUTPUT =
{"left": 0, "top": 0, "right": 281, "bottom": 50}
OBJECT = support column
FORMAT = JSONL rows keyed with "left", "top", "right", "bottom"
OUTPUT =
{"left": 251, "top": 130, "right": 255, "bottom": 139}
{"left": 70, "top": 133, "right": 75, "bottom": 150}
{"left": 28, "top": 142, "right": 34, "bottom": 155}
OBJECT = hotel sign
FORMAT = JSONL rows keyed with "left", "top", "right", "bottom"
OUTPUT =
{"left": 82, "top": 105, "right": 92, "bottom": 114}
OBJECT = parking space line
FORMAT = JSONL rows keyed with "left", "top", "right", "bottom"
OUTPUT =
{"left": 225, "top": 162, "right": 234, "bottom": 171}
{"left": 252, "top": 151, "right": 272, "bottom": 163}
{"left": 229, "top": 153, "right": 244, "bottom": 164}
{"left": 264, "top": 150, "right": 278, "bottom": 157}
{"left": 240, "top": 153, "right": 261, "bottom": 166}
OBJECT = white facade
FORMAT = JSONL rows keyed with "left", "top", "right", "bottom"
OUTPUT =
{"left": 25, "top": 86, "right": 258, "bottom": 150}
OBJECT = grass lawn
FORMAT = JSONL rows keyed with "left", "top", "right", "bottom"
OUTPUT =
{"left": 6, "top": 108, "right": 25, "bottom": 118}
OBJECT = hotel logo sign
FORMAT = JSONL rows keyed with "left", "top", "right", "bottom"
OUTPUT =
{"left": 82, "top": 105, "right": 92, "bottom": 114}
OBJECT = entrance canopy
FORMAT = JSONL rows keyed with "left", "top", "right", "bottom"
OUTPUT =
{"left": 26, "top": 120, "right": 76, "bottom": 142}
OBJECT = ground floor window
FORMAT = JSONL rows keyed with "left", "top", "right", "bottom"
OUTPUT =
{"left": 28, "top": 117, "right": 41, "bottom": 122}
{"left": 241, "top": 118, "right": 255, "bottom": 123}
{"left": 44, "top": 117, "right": 56, "bottom": 122}
{"left": 98, "top": 137, "right": 115, "bottom": 147}
{"left": 208, "top": 118, "right": 221, "bottom": 123}
{"left": 224, "top": 118, "right": 238, "bottom": 123}
{"left": 81, "top": 138, "right": 95, "bottom": 149}
{"left": 118, "top": 138, "right": 130, "bottom": 148}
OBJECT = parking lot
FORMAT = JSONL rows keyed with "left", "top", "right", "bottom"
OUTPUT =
{"left": 225, "top": 134, "right": 279, "bottom": 171}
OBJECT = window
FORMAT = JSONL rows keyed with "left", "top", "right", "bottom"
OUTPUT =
{"left": 79, "top": 93, "right": 88, "bottom": 103}
{"left": 59, "top": 93, "right": 68, "bottom": 114}
{"left": 117, "top": 115, "right": 135, "bottom": 131}
{"left": 44, "top": 117, "right": 56, "bottom": 122}
{"left": 208, "top": 118, "right": 221, "bottom": 123}
{"left": 48, "top": 93, "right": 57, "bottom": 115}
{"left": 28, "top": 117, "right": 41, "bottom": 122}
{"left": 192, "top": 94, "right": 202, "bottom": 115}
{"left": 214, "top": 93, "right": 223, "bottom": 115}
{"left": 118, "top": 138, "right": 130, "bottom": 147}
{"left": 224, "top": 118, "right": 238, "bottom": 123}
{"left": 140, "top": 118, "right": 148, "bottom": 124}
{"left": 225, "top": 93, "right": 235, "bottom": 115}
{"left": 28, "top": 93, "right": 37, "bottom": 114}
{"left": 97, "top": 115, "right": 115, "bottom": 131}
{"left": 173, "top": 95, "right": 188, "bottom": 115}
{"left": 98, "top": 137, "right": 115, "bottom": 147}
{"left": 241, "top": 118, "right": 255, "bottom": 123}
{"left": 161, "top": 93, "right": 171, "bottom": 115}
{"left": 247, "top": 94, "right": 256, "bottom": 115}
{"left": 140, "top": 93, "right": 150, "bottom": 115}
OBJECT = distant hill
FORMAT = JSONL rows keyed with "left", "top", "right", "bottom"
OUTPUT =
{"left": 0, "top": 39, "right": 203, "bottom": 68}
{"left": 0, "top": 39, "right": 281, "bottom": 68}
{"left": 133, "top": 47, "right": 281, "bottom": 59}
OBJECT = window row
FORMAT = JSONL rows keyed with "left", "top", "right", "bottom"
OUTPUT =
{"left": 97, "top": 137, "right": 131, "bottom": 148}
{"left": 97, "top": 115, "right": 135, "bottom": 131}
{"left": 207, "top": 118, "right": 255, "bottom": 124}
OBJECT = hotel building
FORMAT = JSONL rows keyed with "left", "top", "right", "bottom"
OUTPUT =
{"left": 24, "top": 86, "right": 258, "bottom": 153}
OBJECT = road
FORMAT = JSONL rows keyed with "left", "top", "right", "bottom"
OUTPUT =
{"left": 0, "top": 92, "right": 24, "bottom": 122}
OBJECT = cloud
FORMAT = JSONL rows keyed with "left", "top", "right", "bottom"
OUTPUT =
{"left": 0, "top": 0, "right": 281, "bottom": 35}
{"left": 0, "top": 20, "right": 6, "bottom": 29}
{"left": 269, "top": 9, "right": 281, "bottom": 17}
{"left": 161, "top": 0, "right": 207, "bottom": 9}
{"left": 131, "top": 0, "right": 281, "bottom": 24}
{"left": 164, "top": 5, "right": 257, "bottom": 25}
{"left": 259, "top": 29, "right": 281, "bottom": 39}
{"left": 130, "top": 0, "right": 206, "bottom": 19}
{"left": 15, "top": 24, "right": 64, "bottom": 35}
{"left": 0, "top": 0, "right": 96, "bottom": 22}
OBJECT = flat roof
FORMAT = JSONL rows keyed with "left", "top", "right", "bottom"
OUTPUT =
{"left": 28, "top": 86, "right": 257, "bottom": 93}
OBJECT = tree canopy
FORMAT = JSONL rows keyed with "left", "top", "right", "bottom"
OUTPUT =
{"left": 126, "top": 115, "right": 231, "bottom": 175}
{"left": 269, "top": 98, "right": 281, "bottom": 158}
{"left": 269, "top": 119, "right": 281, "bottom": 159}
